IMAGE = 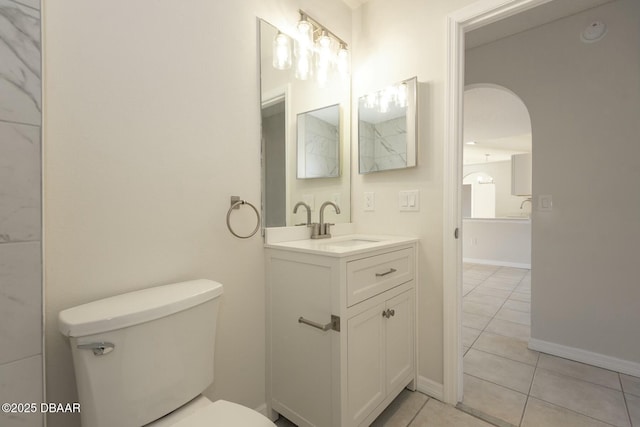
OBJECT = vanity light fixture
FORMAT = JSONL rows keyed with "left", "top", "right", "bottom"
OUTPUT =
{"left": 273, "top": 32, "right": 292, "bottom": 70}
{"left": 273, "top": 11, "right": 350, "bottom": 84}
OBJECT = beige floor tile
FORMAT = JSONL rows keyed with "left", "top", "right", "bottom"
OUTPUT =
{"left": 485, "top": 318, "right": 530, "bottom": 341}
{"left": 502, "top": 299, "right": 530, "bottom": 313}
{"left": 509, "top": 292, "right": 531, "bottom": 303}
{"left": 468, "top": 287, "right": 512, "bottom": 299}
{"left": 472, "top": 331, "right": 539, "bottom": 366}
{"left": 463, "top": 284, "right": 476, "bottom": 296}
{"left": 522, "top": 397, "right": 613, "bottom": 427}
{"left": 495, "top": 307, "right": 531, "bottom": 326}
{"left": 530, "top": 368, "right": 630, "bottom": 427}
{"left": 464, "top": 349, "right": 535, "bottom": 393}
{"left": 462, "top": 374, "right": 527, "bottom": 426}
{"left": 621, "top": 374, "right": 640, "bottom": 397}
{"left": 463, "top": 327, "right": 482, "bottom": 348}
{"left": 537, "top": 354, "right": 621, "bottom": 390}
{"left": 464, "top": 293, "right": 507, "bottom": 307}
{"left": 463, "top": 301, "right": 500, "bottom": 317}
{"left": 626, "top": 393, "right": 640, "bottom": 427}
{"left": 462, "top": 312, "right": 492, "bottom": 330}
{"left": 481, "top": 280, "right": 518, "bottom": 291}
{"left": 409, "top": 398, "right": 493, "bottom": 427}
{"left": 371, "top": 389, "right": 428, "bottom": 427}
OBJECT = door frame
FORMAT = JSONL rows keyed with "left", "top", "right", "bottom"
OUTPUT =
{"left": 442, "top": 0, "right": 553, "bottom": 404}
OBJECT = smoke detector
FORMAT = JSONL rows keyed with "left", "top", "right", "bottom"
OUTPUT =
{"left": 581, "top": 20, "right": 607, "bottom": 43}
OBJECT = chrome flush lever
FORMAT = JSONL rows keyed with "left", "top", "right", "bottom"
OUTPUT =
{"left": 77, "top": 342, "right": 115, "bottom": 356}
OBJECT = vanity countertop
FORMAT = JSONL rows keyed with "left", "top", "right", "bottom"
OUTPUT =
{"left": 264, "top": 234, "right": 418, "bottom": 257}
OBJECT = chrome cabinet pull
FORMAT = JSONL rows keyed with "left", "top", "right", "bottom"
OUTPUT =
{"left": 376, "top": 268, "right": 397, "bottom": 277}
{"left": 298, "top": 315, "right": 340, "bottom": 332}
{"left": 77, "top": 342, "right": 115, "bottom": 356}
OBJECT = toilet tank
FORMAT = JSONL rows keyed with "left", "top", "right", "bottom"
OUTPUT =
{"left": 58, "top": 280, "right": 224, "bottom": 427}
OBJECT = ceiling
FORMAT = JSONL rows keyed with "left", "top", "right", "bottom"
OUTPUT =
{"left": 463, "top": 86, "right": 532, "bottom": 165}
{"left": 466, "top": 0, "right": 616, "bottom": 49}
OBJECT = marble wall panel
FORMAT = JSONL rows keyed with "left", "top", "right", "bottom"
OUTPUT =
{"left": 0, "top": 0, "right": 41, "bottom": 125}
{"left": 0, "top": 242, "right": 41, "bottom": 365}
{"left": 0, "top": 355, "right": 43, "bottom": 427}
{"left": 0, "top": 121, "right": 40, "bottom": 243}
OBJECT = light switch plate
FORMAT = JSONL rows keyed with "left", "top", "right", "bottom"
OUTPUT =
{"left": 399, "top": 190, "right": 420, "bottom": 211}
{"left": 538, "top": 194, "right": 553, "bottom": 211}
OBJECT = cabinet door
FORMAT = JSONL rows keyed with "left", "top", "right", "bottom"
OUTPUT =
{"left": 347, "top": 302, "right": 385, "bottom": 426}
{"left": 385, "top": 289, "right": 414, "bottom": 393}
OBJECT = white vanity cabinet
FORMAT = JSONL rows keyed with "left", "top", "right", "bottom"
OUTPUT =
{"left": 265, "top": 236, "right": 417, "bottom": 427}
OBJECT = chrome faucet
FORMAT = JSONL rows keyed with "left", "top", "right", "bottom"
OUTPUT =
{"left": 313, "top": 201, "right": 341, "bottom": 239}
{"left": 520, "top": 197, "right": 532, "bottom": 209}
{"left": 293, "top": 201, "right": 312, "bottom": 226}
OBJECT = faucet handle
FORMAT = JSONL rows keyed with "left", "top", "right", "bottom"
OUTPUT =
{"left": 323, "top": 223, "right": 335, "bottom": 236}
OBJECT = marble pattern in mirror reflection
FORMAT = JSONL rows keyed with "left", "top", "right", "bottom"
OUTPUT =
{"left": 297, "top": 104, "right": 340, "bottom": 179}
{"left": 358, "top": 77, "right": 417, "bottom": 174}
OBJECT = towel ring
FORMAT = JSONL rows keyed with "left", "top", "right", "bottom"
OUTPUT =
{"left": 226, "top": 198, "right": 261, "bottom": 239}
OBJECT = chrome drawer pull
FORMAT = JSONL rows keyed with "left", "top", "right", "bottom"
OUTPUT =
{"left": 376, "top": 268, "right": 397, "bottom": 277}
{"left": 298, "top": 315, "right": 341, "bottom": 332}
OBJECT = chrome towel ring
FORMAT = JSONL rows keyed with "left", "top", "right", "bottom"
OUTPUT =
{"left": 226, "top": 196, "right": 261, "bottom": 239}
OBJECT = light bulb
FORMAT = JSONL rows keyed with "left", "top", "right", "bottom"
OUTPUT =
{"left": 297, "top": 19, "right": 313, "bottom": 50}
{"left": 337, "top": 44, "right": 349, "bottom": 79}
{"left": 272, "top": 32, "right": 292, "bottom": 70}
{"left": 295, "top": 48, "right": 312, "bottom": 80}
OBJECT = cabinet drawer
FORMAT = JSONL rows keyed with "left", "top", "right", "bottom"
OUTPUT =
{"left": 347, "top": 248, "right": 414, "bottom": 306}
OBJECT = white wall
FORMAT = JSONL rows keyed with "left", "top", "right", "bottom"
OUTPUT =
{"left": 42, "top": 1, "right": 350, "bottom": 426}
{"left": 352, "top": 0, "right": 477, "bottom": 387}
{"left": 466, "top": 0, "right": 640, "bottom": 366}
{"left": 463, "top": 219, "right": 531, "bottom": 268}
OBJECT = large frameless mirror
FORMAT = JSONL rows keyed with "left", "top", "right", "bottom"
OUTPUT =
{"left": 297, "top": 104, "right": 340, "bottom": 179}
{"left": 259, "top": 19, "right": 351, "bottom": 228}
{"left": 358, "top": 77, "right": 417, "bottom": 174}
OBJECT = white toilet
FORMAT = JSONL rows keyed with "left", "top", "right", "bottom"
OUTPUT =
{"left": 59, "top": 279, "right": 275, "bottom": 427}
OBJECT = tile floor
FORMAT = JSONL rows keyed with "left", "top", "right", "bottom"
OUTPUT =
{"left": 274, "top": 263, "right": 640, "bottom": 427}
{"left": 461, "top": 263, "right": 639, "bottom": 427}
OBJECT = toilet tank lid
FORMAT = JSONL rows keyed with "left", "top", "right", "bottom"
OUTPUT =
{"left": 58, "top": 280, "right": 223, "bottom": 337}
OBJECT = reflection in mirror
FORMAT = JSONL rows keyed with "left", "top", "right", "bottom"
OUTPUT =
{"left": 463, "top": 85, "right": 532, "bottom": 219}
{"left": 358, "top": 77, "right": 417, "bottom": 174}
{"left": 259, "top": 19, "right": 350, "bottom": 228}
{"left": 297, "top": 104, "right": 340, "bottom": 179}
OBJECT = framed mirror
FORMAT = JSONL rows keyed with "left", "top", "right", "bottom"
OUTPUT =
{"left": 259, "top": 19, "right": 350, "bottom": 228}
{"left": 297, "top": 104, "right": 340, "bottom": 179}
{"left": 358, "top": 77, "right": 417, "bottom": 174}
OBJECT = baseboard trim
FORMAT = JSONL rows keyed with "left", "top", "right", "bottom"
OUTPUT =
{"left": 417, "top": 376, "right": 444, "bottom": 401}
{"left": 529, "top": 338, "right": 640, "bottom": 377}
{"left": 463, "top": 258, "right": 530, "bottom": 269}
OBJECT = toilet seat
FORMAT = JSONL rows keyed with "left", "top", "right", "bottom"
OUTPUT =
{"left": 147, "top": 396, "right": 275, "bottom": 427}
{"left": 172, "top": 400, "right": 276, "bottom": 427}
